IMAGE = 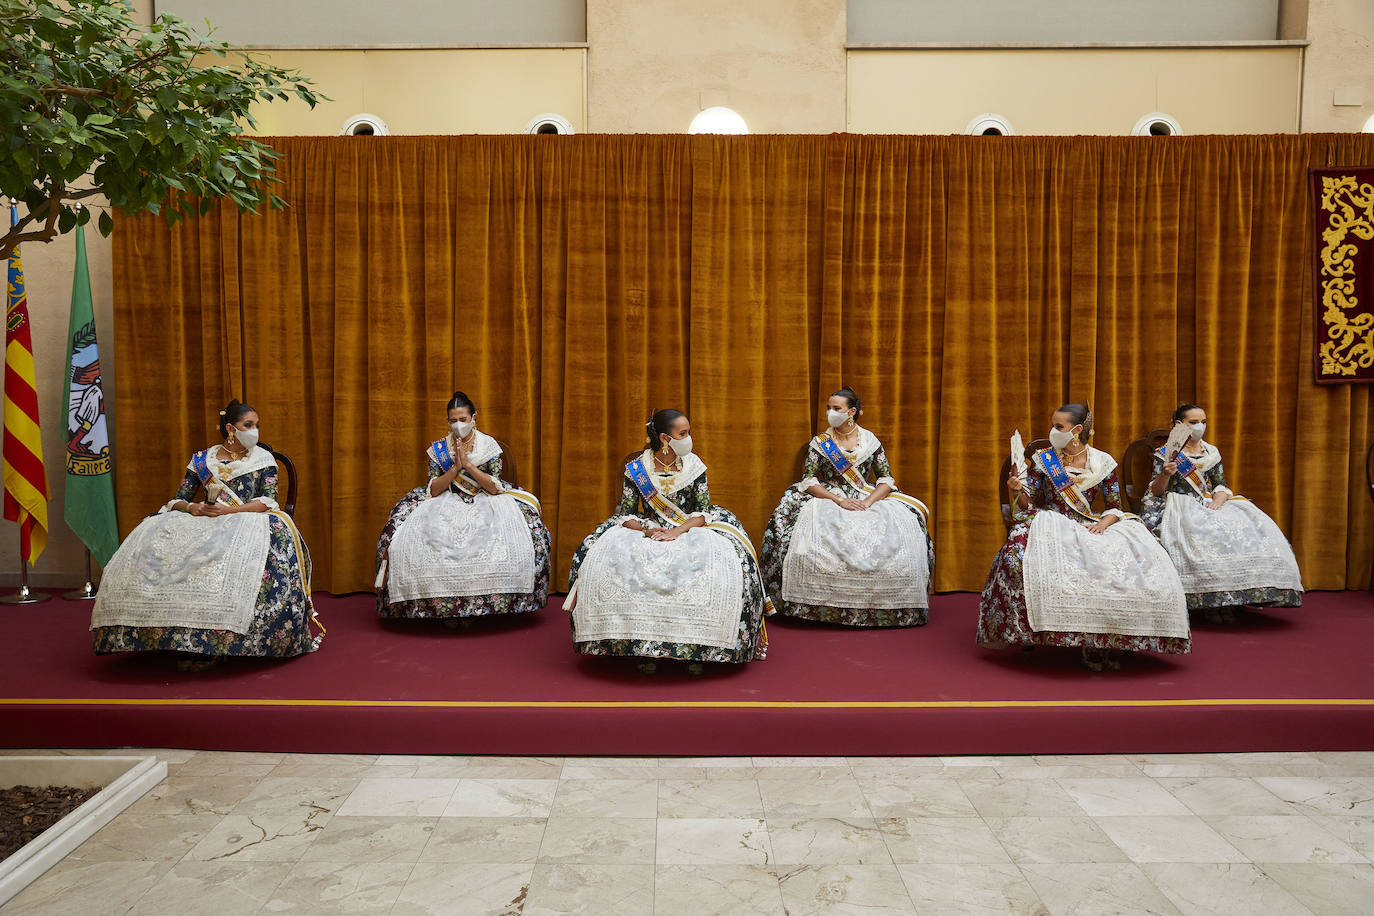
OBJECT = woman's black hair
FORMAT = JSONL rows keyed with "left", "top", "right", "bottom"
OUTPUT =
{"left": 831, "top": 385, "right": 861, "bottom": 414}
{"left": 1055, "top": 402, "right": 1093, "bottom": 439}
{"left": 217, "top": 399, "right": 255, "bottom": 439}
{"left": 445, "top": 391, "right": 477, "bottom": 415}
{"left": 1172, "top": 403, "right": 1203, "bottom": 424}
{"left": 646, "top": 408, "right": 686, "bottom": 448}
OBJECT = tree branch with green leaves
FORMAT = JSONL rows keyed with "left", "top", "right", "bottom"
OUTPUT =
{"left": 0, "top": 0, "right": 325, "bottom": 261}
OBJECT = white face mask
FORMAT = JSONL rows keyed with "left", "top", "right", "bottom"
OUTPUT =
{"left": 450, "top": 419, "right": 474, "bottom": 438}
{"left": 667, "top": 434, "right": 693, "bottom": 457}
{"left": 1186, "top": 421, "right": 1206, "bottom": 441}
{"left": 233, "top": 426, "right": 260, "bottom": 450}
{"left": 1048, "top": 427, "right": 1077, "bottom": 450}
{"left": 826, "top": 409, "right": 851, "bottom": 429}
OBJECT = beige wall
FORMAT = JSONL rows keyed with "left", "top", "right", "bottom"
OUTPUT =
{"left": 848, "top": 48, "right": 1303, "bottom": 135}
{"left": 1299, "top": 0, "right": 1374, "bottom": 132}
{"left": 243, "top": 49, "right": 586, "bottom": 136}
{"left": 586, "top": 0, "right": 847, "bottom": 133}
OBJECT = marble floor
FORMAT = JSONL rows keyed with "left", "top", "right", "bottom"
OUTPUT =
{"left": 3, "top": 751, "right": 1373, "bottom": 915}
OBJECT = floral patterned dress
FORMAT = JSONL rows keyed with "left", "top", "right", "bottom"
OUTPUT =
{"left": 92, "top": 450, "right": 316, "bottom": 658}
{"left": 977, "top": 449, "right": 1191, "bottom": 655}
{"left": 761, "top": 429, "right": 934, "bottom": 626}
{"left": 1139, "top": 444, "right": 1303, "bottom": 611}
{"left": 567, "top": 455, "right": 768, "bottom": 663}
{"left": 375, "top": 431, "right": 551, "bottom": 619}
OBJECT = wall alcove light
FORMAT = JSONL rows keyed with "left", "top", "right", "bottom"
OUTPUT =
{"left": 966, "top": 113, "right": 1014, "bottom": 136}
{"left": 1132, "top": 113, "right": 1182, "bottom": 137}
{"left": 340, "top": 113, "right": 389, "bottom": 136}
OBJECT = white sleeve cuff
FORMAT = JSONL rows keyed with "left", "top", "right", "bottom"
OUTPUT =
{"left": 1214, "top": 486, "right": 1233, "bottom": 497}
{"left": 797, "top": 477, "right": 820, "bottom": 491}
{"left": 1103, "top": 508, "right": 1126, "bottom": 520}
{"left": 252, "top": 496, "right": 280, "bottom": 510}
{"left": 876, "top": 476, "right": 896, "bottom": 488}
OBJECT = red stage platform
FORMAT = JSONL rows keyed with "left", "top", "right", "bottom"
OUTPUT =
{"left": 2, "top": 592, "right": 1371, "bottom": 756}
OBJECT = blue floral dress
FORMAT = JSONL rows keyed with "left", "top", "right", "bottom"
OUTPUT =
{"left": 568, "top": 455, "right": 768, "bottom": 663}
{"left": 1139, "top": 443, "right": 1303, "bottom": 611}
{"left": 761, "top": 429, "right": 934, "bottom": 626}
{"left": 92, "top": 449, "right": 316, "bottom": 657}
{"left": 376, "top": 431, "right": 551, "bottom": 619}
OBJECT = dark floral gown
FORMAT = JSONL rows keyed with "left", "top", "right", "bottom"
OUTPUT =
{"left": 761, "top": 431, "right": 934, "bottom": 626}
{"left": 375, "top": 436, "right": 551, "bottom": 619}
{"left": 977, "top": 450, "right": 1191, "bottom": 655}
{"left": 92, "top": 454, "right": 316, "bottom": 658}
{"left": 1139, "top": 444, "right": 1303, "bottom": 611}
{"left": 568, "top": 459, "right": 768, "bottom": 663}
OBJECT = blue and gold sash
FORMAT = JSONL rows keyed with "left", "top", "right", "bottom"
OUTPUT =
{"left": 431, "top": 437, "right": 456, "bottom": 473}
{"left": 1033, "top": 447, "right": 1103, "bottom": 521}
{"left": 1158, "top": 446, "right": 1212, "bottom": 500}
{"left": 813, "top": 434, "right": 930, "bottom": 522}
{"left": 191, "top": 449, "right": 245, "bottom": 507}
{"left": 627, "top": 457, "right": 694, "bottom": 527}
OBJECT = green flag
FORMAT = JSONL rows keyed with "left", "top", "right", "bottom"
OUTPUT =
{"left": 61, "top": 224, "right": 118, "bottom": 568}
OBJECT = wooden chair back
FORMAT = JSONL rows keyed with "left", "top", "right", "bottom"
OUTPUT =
{"left": 1121, "top": 428, "right": 1170, "bottom": 513}
{"left": 494, "top": 439, "right": 518, "bottom": 489}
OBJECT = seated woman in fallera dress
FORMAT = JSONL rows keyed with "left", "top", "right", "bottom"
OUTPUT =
{"left": 977, "top": 403, "right": 1190, "bottom": 670}
{"left": 1139, "top": 403, "right": 1303, "bottom": 623}
{"left": 91, "top": 400, "right": 320, "bottom": 662}
{"left": 565, "top": 409, "right": 770, "bottom": 674}
{"left": 375, "top": 391, "right": 551, "bottom": 621}
{"left": 761, "top": 386, "right": 934, "bottom": 627}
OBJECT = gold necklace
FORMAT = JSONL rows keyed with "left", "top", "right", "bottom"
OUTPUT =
{"left": 653, "top": 451, "right": 678, "bottom": 471}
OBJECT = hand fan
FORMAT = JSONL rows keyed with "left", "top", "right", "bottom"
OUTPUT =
{"left": 1010, "top": 430, "right": 1027, "bottom": 482}
{"left": 1163, "top": 423, "right": 1191, "bottom": 462}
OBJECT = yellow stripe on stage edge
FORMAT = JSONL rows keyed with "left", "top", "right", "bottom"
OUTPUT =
{"left": 0, "top": 698, "right": 1371, "bottom": 709}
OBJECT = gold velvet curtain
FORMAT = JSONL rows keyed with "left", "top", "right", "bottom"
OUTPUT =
{"left": 112, "top": 134, "right": 1374, "bottom": 594}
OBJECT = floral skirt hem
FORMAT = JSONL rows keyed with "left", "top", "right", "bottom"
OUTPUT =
{"left": 774, "top": 601, "right": 928, "bottom": 627}
{"left": 92, "top": 617, "right": 315, "bottom": 658}
{"left": 573, "top": 636, "right": 765, "bottom": 665}
{"left": 1187, "top": 587, "right": 1302, "bottom": 611}
{"left": 377, "top": 591, "right": 546, "bottom": 619}
{"left": 976, "top": 628, "right": 1192, "bottom": 655}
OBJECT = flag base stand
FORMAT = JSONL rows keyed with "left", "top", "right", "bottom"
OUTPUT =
{"left": 2, "top": 543, "right": 53, "bottom": 604}
{"left": 62, "top": 580, "right": 96, "bottom": 601}
{"left": 61, "top": 550, "right": 98, "bottom": 600}
{"left": 0, "top": 584, "right": 51, "bottom": 605}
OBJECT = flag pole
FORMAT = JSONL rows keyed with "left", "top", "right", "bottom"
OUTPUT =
{"left": 62, "top": 548, "right": 97, "bottom": 600}
{"left": 0, "top": 533, "right": 52, "bottom": 604}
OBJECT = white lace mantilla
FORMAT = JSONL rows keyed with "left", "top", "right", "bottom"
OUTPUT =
{"left": 572, "top": 524, "right": 743, "bottom": 648}
{"left": 781, "top": 498, "right": 928, "bottom": 609}
{"left": 1023, "top": 511, "right": 1189, "bottom": 638}
{"left": 428, "top": 429, "right": 501, "bottom": 477}
{"left": 91, "top": 511, "right": 272, "bottom": 634}
{"left": 386, "top": 490, "right": 537, "bottom": 600}
{"left": 1159, "top": 492, "right": 1303, "bottom": 595}
{"left": 637, "top": 450, "right": 707, "bottom": 495}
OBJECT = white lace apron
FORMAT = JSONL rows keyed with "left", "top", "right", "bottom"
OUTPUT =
{"left": 385, "top": 491, "right": 537, "bottom": 600}
{"left": 571, "top": 524, "right": 744, "bottom": 649}
{"left": 1022, "top": 447, "right": 1188, "bottom": 639}
{"left": 1159, "top": 492, "right": 1303, "bottom": 596}
{"left": 91, "top": 447, "right": 278, "bottom": 634}
{"left": 781, "top": 497, "right": 929, "bottom": 609}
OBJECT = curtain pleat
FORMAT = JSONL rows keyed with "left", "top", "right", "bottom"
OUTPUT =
{"left": 112, "top": 134, "right": 1374, "bottom": 593}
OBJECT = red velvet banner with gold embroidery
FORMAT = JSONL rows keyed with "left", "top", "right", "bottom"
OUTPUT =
{"left": 1313, "top": 167, "right": 1374, "bottom": 383}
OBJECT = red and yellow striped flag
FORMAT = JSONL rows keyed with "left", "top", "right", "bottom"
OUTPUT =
{"left": 5, "top": 206, "right": 49, "bottom": 564}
